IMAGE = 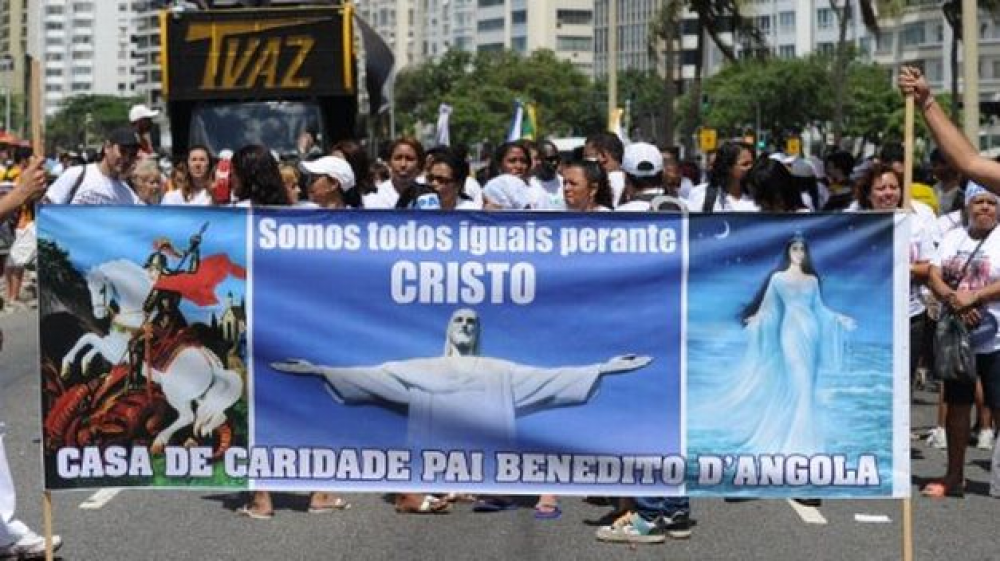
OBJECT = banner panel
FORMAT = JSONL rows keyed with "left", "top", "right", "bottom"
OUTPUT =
{"left": 37, "top": 207, "right": 905, "bottom": 497}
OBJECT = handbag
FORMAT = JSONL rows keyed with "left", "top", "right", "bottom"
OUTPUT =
{"left": 934, "top": 310, "right": 977, "bottom": 383}
{"left": 934, "top": 233, "right": 995, "bottom": 382}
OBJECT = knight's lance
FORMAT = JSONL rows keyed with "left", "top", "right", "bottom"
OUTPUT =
{"left": 174, "top": 222, "right": 209, "bottom": 272}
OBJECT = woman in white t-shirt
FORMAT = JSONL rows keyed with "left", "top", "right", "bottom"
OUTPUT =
{"left": 686, "top": 141, "right": 757, "bottom": 213}
{"left": 364, "top": 137, "right": 424, "bottom": 209}
{"left": 857, "top": 165, "right": 937, "bottom": 387}
{"left": 162, "top": 145, "right": 214, "bottom": 206}
{"left": 924, "top": 184, "right": 1000, "bottom": 498}
{"left": 562, "top": 159, "right": 614, "bottom": 212}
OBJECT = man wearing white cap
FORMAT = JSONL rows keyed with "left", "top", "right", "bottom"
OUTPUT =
{"left": 617, "top": 142, "right": 667, "bottom": 212}
{"left": 129, "top": 104, "right": 160, "bottom": 158}
{"left": 300, "top": 156, "right": 356, "bottom": 209}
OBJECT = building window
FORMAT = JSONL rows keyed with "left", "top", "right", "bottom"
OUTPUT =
{"left": 477, "top": 18, "right": 503, "bottom": 32}
{"left": 557, "top": 9, "right": 592, "bottom": 26}
{"left": 477, "top": 43, "right": 503, "bottom": 52}
{"left": 778, "top": 44, "right": 795, "bottom": 58}
{"left": 876, "top": 32, "right": 893, "bottom": 54}
{"left": 757, "top": 15, "right": 770, "bottom": 34}
{"left": 557, "top": 36, "right": 592, "bottom": 52}
{"left": 478, "top": 0, "right": 503, "bottom": 6}
{"left": 512, "top": 10, "right": 526, "bottom": 25}
{"left": 817, "top": 8, "right": 833, "bottom": 30}
{"left": 778, "top": 12, "right": 794, "bottom": 33}
{"left": 901, "top": 23, "right": 925, "bottom": 47}
{"left": 512, "top": 36, "right": 526, "bottom": 52}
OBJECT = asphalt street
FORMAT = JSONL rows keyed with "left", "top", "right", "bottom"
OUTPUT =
{"left": 2, "top": 309, "right": 997, "bottom": 560}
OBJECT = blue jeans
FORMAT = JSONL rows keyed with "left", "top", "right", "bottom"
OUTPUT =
{"left": 635, "top": 496, "right": 689, "bottom": 522}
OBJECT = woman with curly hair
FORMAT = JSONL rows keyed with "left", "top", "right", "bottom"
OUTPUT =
{"left": 686, "top": 141, "right": 756, "bottom": 213}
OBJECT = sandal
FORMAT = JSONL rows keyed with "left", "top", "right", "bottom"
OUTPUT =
{"left": 533, "top": 502, "right": 562, "bottom": 520}
{"left": 920, "top": 480, "right": 965, "bottom": 499}
{"left": 308, "top": 497, "right": 351, "bottom": 513}
{"left": 395, "top": 495, "right": 450, "bottom": 514}
{"left": 236, "top": 504, "right": 274, "bottom": 520}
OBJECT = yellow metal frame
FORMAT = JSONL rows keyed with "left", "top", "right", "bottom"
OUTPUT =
{"left": 159, "top": 10, "right": 170, "bottom": 97}
{"left": 342, "top": 2, "right": 355, "bottom": 92}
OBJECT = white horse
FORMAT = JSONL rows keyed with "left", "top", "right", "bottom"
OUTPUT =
{"left": 61, "top": 259, "right": 243, "bottom": 452}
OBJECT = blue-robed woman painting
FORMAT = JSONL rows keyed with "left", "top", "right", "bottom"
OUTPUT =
{"left": 700, "top": 233, "right": 856, "bottom": 456}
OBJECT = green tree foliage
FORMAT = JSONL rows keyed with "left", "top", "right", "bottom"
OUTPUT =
{"left": 685, "top": 56, "right": 832, "bottom": 139}
{"left": 394, "top": 49, "right": 601, "bottom": 146}
{"left": 679, "top": 55, "right": 902, "bottom": 146}
{"left": 45, "top": 95, "right": 140, "bottom": 151}
{"left": 593, "top": 70, "right": 673, "bottom": 140}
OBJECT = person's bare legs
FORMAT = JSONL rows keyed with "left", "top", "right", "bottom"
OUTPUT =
{"left": 3, "top": 266, "right": 22, "bottom": 304}
{"left": 940, "top": 403, "right": 971, "bottom": 490}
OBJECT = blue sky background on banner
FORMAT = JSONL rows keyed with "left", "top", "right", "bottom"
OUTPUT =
{"left": 252, "top": 210, "right": 684, "bottom": 469}
{"left": 37, "top": 207, "right": 248, "bottom": 324}
{"left": 686, "top": 213, "right": 895, "bottom": 497}
{"left": 686, "top": 213, "right": 893, "bottom": 345}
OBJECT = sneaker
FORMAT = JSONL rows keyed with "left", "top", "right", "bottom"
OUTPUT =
{"left": 0, "top": 531, "right": 63, "bottom": 560}
{"left": 655, "top": 511, "right": 693, "bottom": 539}
{"left": 595, "top": 511, "right": 666, "bottom": 544}
{"left": 925, "top": 426, "right": 947, "bottom": 449}
{"left": 977, "top": 428, "right": 995, "bottom": 451}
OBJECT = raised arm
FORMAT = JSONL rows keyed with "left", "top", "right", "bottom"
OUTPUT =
{"left": 898, "top": 66, "right": 1000, "bottom": 191}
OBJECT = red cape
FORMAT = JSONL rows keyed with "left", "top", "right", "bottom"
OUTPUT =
{"left": 153, "top": 254, "right": 246, "bottom": 306}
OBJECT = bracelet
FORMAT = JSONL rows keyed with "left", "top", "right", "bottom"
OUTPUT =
{"left": 922, "top": 97, "right": 936, "bottom": 111}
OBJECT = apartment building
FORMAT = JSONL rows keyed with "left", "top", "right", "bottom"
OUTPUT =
{"left": 38, "top": 0, "right": 143, "bottom": 116}
{"left": 0, "top": 0, "right": 27, "bottom": 130}
{"left": 356, "top": 0, "right": 593, "bottom": 73}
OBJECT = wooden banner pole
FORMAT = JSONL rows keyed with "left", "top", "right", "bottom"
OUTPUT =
{"left": 43, "top": 491, "right": 53, "bottom": 561}
{"left": 30, "top": 56, "right": 42, "bottom": 158}
{"left": 901, "top": 93, "right": 916, "bottom": 561}
{"left": 902, "top": 96, "right": 915, "bottom": 211}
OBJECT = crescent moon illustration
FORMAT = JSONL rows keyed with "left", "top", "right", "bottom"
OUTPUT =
{"left": 714, "top": 221, "right": 731, "bottom": 240}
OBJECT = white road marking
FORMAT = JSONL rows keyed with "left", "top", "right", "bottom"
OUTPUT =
{"left": 854, "top": 513, "right": 892, "bottom": 523}
{"left": 787, "top": 499, "right": 828, "bottom": 524}
{"left": 79, "top": 489, "right": 121, "bottom": 510}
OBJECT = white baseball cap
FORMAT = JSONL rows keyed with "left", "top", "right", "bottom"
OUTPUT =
{"left": 128, "top": 104, "right": 160, "bottom": 123}
{"left": 622, "top": 142, "right": 664, "bottom": 178}
{"left": 300, "top": 156, "right": 356, "bottom": 191}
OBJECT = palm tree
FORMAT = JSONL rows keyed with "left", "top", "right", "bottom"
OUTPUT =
{"left": 648, "top": 0, "right": 765, "bottom": 149}
{"left": 829, "top": 1, "right": 902, "bottom": 146}
{"left": 943, "top": 1, "right": 1000, "bottom": 121}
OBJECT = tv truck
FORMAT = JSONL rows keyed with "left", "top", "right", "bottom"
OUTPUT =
{"left": 159, "top": 2, "right": 358, "bottom": 158}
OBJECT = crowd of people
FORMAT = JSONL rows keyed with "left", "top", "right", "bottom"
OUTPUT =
{"left": 0, "top": 66, "right": 998, "bottom": 555}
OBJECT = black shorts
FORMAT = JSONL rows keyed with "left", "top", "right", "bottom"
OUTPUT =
{"left": 944, "top": 349, "right": 1000, "bottom": 408}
